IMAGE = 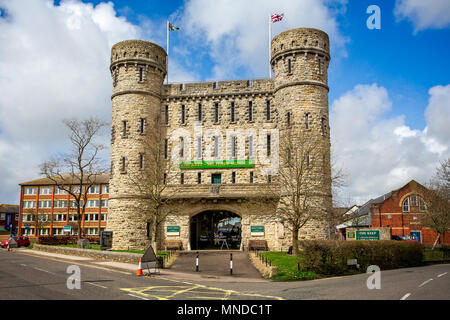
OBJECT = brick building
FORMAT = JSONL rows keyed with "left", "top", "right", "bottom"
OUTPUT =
{"left": 0, "top": 204, "right": 19, "bottom": 235}
{"left": 18, "top": 174, "right": 109, "bottom": 239}
{"left": 339, "top": 180, "right": 449, "bottom": 246}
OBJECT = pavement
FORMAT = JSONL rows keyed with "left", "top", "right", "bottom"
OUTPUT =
{"left": 1, "top": 247, "right": 449, "bottom": 300}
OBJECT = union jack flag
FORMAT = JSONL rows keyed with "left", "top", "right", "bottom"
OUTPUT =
{"left": 271, "top": 13, "right": 284, "bottom": 23}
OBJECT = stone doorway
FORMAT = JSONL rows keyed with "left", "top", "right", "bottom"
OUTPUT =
{"left": 190, "top": 211, "right": 241, "bottom": 250}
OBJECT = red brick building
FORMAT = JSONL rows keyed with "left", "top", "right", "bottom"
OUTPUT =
{"left": 339, "top": 180, "right": 449, "bottom": 246}
{"left": 18, "top": 174, "right": 109, "bottom": 239}
{"left": 0, "top": 204, "right": 19, "bottom": 235}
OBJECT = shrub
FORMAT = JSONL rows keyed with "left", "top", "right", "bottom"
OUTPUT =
{"left": 297, "top": 240, "right": 423, "bottom": 276}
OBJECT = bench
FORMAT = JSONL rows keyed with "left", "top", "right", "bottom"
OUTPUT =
{"left": 248, "top": 240, "right": 268, "bottom": 251}
{"left": 165, "top": 240, "right": 183, "bottom": 251}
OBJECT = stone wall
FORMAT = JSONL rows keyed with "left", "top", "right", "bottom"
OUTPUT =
{"left": 33, "top": 244, "right": 142, "bottom": 264}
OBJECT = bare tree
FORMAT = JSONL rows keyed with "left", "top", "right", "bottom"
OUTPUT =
{"left": 40, "top": 117, "right": 108, "bottom": 241}
{"left": 126, "top": 115, "right": 179, "bottom": 251}
{"left": 422, "top": 158, "right": 450, "bottom": 249}
{"left": 268, "top": 131, "right": 333, "bottom": 255}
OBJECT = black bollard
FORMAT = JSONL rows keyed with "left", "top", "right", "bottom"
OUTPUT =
{"left": 196, "top": 251, "right": 199, "bottom": 272}
{"left": 230, "top": 253, "right": 233, "bottom": 275}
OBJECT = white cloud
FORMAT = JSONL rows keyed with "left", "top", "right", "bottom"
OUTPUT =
{"left": 331, "top": 83, "right": 450, "bottom": 205}
{"left": 180, "top": 0, "right": 348, "bottom": 80}
{"left": 0, "top": 0, "right": 143, "bottom": 203}
{"left": 394, "top": 0, "right": 450, "bottom": 33}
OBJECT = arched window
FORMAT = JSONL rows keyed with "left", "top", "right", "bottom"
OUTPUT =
{"left": 402, "top": 194, "right": 426, "bottom": 213}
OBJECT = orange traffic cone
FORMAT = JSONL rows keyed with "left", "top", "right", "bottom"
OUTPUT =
{"left": 137, "top": 258, "right": 143, "bottom": 276}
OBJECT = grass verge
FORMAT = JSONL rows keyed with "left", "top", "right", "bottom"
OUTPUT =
{"left": 260, "top": 251, "right": 320, "bottom": 281}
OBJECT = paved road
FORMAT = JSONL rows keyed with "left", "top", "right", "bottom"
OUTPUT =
{"left": 1, "top": 249, "right": 449, "bottom": 300}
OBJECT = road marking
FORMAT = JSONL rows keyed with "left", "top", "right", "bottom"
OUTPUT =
{"left": 86, "top": 282, "right": 108, "bottom": 289}
{"left": 20, "top": 264, "right": 27, "bottom": 267}
{"left": 400, "top": 293, "right": 411, "bottom": 300}
{"left": 419, "top": 278, "right": 433, "bottom": 287}
{"left": 128, "top": 293, "right": 149, "bottom": 300}
{"left": 33, "top": 267, "right": 55, "bottom": 275}
{"left": 437, "top": 272, "right": 447, "bottom": 278}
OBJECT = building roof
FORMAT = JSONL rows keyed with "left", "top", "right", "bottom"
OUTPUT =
{"left": 0, "top": 204, "right": 19, "bottom": 214}
{"left": 19, "top": 173, "right": 110, "bottom": 186}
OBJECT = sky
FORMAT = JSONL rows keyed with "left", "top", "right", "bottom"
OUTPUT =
{"left": 0, "top": 0, "right": 449, "bottom": 205}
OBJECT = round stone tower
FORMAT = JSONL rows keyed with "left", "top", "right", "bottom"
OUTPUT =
{"left": 271, "top": 28, "right": 332, "bottom": 240}
{"left": 107, "top": 40, "right": 167, "bottom": 250}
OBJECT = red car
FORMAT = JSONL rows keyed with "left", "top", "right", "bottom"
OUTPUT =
{"left": 0, "top": 236, "right": 30, "bottom": 248}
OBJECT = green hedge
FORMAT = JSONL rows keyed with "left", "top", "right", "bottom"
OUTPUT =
{"left": 297, "top": 240, "right": 423, "bottom": 276}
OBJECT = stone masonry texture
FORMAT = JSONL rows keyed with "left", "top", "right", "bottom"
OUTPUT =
{"left": 107, "top": 28, "right": 333, "bottom": 251}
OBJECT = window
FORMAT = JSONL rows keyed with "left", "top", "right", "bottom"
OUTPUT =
{"left": 231, "top": 171, "right": 236, "bottom": 184}
{"left": 287, "top": 112, "right": 291, "bottom": 126}
{"left": 231, "top": 102, "right": 235, "bottom": 122}
{"left": 268, "top": 175, "right": 272, "bottom": 183}
{"left": 197, "top": 137, "right": 202, "bottom": 159}
{"left": 39, "top": 228, "right": 49, "bottom": 236}
{"left": 163, "top": 173, "right": 167, "bottom": 185}
{"left": 22, "top": 214, "right": 34, "bottom": 222}
{"left": 266, "top": 100, "right": 271, "bottom": 120}
{"left": 250, "top": 171, "right": 254, "bottom": 183}
{"left": 54, "top": 187, "right": 67, "bottom": 195}
{"left": 402, "top": 197, "right": 410, "bottom": 212}
{"left": 0, "top": 213, "right": 5, "bottom": 220}
{"left": 305, "top": 113, "right": 310, "bottom": 129}
{"left": 39, "top": 187, "right": 52, "bottom": 195}
{"left": 181, "top": 105, "right": 186, "bottom": 124}
{"left": 24, "top": 187, "right": 36, "bottom": 195}
{"left": 214, "top": 103, "right": 219, "bottom": 123}
{"left": 419, "top": 198, "right": 426, "bottom": 212}
{"left": 197, "top": 172, "right": 202, "bottom": 184}
{"left": 23, "top": 201, "right": 36, "bottom": 209}
{"left": 288, "top": 59, "right": 291, "bottom": 74}
{"left": 70, "top": 200, "right": 83, "bottom": 208}
{"left": 37, "top": 214, "right": 50, "bottom": 222}
{"left": 101, "top": 214, "right": 107, "bottom": 221}
{"left": 164, "top": 139, "right": 168, "bottom": 159}
{"left": 321, "top": 117, "right": 327, "bottom": 136}
{"left": 140, "top": 118, "right": 145, "bottom": 134}
{"left": 38, "top": 200, "right": 51, "bottom": 208}
{"left": 318, "top": 58, "right": 322, "bottom": 74}
{"left": 211, "top": 173, "right": 222, "bottom": 184}
{"left": 179, "top": 137, "right": 184, "bottom": 158}
{"left": 306, "top": 153, "right": 311, "bottom": 166}
{"left": 101, "top": 185, "right": 109, "bottom": 194}
{"left": 198, "top": 104, "right": 202, "bottom": 121}
{"left": 121, "top": 157, "right": 126, "bottom": 173}
{"left": 69, "top": 214, "right": 78, "bottom": 222}
{"left": 410, "top": 195, "right": 418, "bottom": 206}
{"left": 139, "top": 153, "right": 144, "bottom": 170}
{"left": 248, "top": 101, "right": 253, "bottom": 121}
{"left": 85, "top": 228, "right": 98, "bottom": 236}
{"left": 139, "top": 67, "right": 143, "bottom": 81}
{"left": 180, "top": 173, "right": 184, "bottom": 185}
{"left": 55, "top": 214, "right": 66, "bottom": 222}
{"left": 86, "top": 200, "right": 99, "bottom": 208}
{"left": 70, "top": 186, "right": 81, "bottom": 194}
{"left": 84, "top": 214, "right": 98, "bottom": 221}
{"left": 87, "top": 186, "right": 99, "bottom": 194}
{"left": 267, "top": 134, "right": 271, "bottom": 156}
{"left": 101, "top": 199, "right": 108, "bottom": 208}
{"left": 122, "top": 120, "right": 127, "bottom": 137}
{"left": 54, "top": 200, "right": 67, "bottom": 208}
{"left": 165, "top": 105, "right": 169, "bottom": 125}
{"left": 53, "top": 228, "right": 64, "bottom": 235}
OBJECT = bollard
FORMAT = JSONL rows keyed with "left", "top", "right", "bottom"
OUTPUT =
{"left": 196, "top": 251, "right": 199, "bottom": 272}
{"left": 230, "top": 253, "right": 233, "bottom": 275}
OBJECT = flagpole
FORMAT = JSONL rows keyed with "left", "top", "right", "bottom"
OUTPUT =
{"left": 166, "top": 20, "right": 169, "bottom": 84}
{"left": 269, "top": 14, "right": 272, "bottom": 79}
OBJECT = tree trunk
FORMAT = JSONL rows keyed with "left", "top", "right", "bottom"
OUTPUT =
{"left": 150, "top": 216, "right": 158, "bottom": 251}
{"left": 432, "top": 232, "right": 441, "bottom": 250}
{"left": 292, "top": 228, "right": 299, "bottom": 255}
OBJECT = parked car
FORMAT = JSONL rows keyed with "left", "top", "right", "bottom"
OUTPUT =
{"left": 0, "top": 236, "right": 30, "bottom": 248}
{"left": 391, "top": 235, "right": 418, "bottom": 242}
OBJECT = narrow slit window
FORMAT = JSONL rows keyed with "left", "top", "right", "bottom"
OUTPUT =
{"left": 266, "top": 100, "right": 271, "bottom": 120}
{"left": 121, "top": 157, "right": 126, "bottom": 172}
{"left": 181, "top": 105, "right": 185, "bottom": 124}
{"left": 198, "top": 103, "right": 202, "bottom": 121}
{"left": 139, "top": 67, "right": 143, "bottom": 81}
{"left": 321, "top": 117, "right": 326, "bottom": 135}
{"left": 140, "top": 118, "right": 145, "bottom": 134}
{"left": 305, "top": 113, "right": 309, "bottom": 129}
{"left": 288, "top": 59, "right": 291, "bottom": 74}
{"left": 180, "top": 173, "right": 184, "bottom": 185}
{"left": 197, "top": 172, "right": 202, "bottom": 184}
{"left": 287, "top": 112, "right": 291, "bottom": 126}
{"left": 215, "top": 103, "right": 219, "bottom": 123}
{"left": 248, "top": 101, "right": 253, "bottom": 121}
{"left": 231, "top": 101, "right": 235, "bottom": 122}
{"left": 139, "top": 153, "right": 144, "bottom": 170}
{"left": 267, "top": 134, "right": 271, "bottom": 156}
{"left": 250, "top": 171, "right": 254, "bottom": 183}
{"left": 232, "top": 171, "right": 236, "bottom": 184}
{"left": 122, "top": 120, "right": 127, "bottom": 136}
{"left": 165, "top": 105, "right": 169, "bottom": 125}
{"left": 164, "top": 139, "right": 168, "bottom": 159}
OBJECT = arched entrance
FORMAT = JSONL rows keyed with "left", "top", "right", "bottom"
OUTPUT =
{"left": 190, "top": 211, "right": 241, "bottom": 250}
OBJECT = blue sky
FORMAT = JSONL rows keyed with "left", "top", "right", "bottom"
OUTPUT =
{"left": 0, "top": 0, "right": 449, "bottom": 205}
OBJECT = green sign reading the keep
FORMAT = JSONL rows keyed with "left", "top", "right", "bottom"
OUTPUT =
{"left": 167, "top": 226, "right": 180, "bottom": 233}
{"left": 356, "top": 230, "right": 380, "bottom": 240}
{"left": 251, "top": 226, "right": 264, "bottom": 233}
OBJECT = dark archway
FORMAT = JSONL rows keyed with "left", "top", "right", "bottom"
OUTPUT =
{"left": 190, "top": 211, "right": 241, "bottom": 250}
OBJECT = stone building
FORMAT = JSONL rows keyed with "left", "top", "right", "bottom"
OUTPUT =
{"left": 107, "top": 28, "right": 333, "bottom": 251}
